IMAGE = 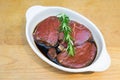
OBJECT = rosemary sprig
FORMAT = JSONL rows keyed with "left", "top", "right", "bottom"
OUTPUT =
{"left": 57, "top": 13, "right": 75, "bottom": 56}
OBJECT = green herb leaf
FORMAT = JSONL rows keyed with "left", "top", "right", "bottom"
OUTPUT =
{"left": 57, "top": 13, "right": 75, "bottom": 56}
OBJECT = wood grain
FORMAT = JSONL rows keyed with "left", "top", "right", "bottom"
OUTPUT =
{"left": 0, "top": 0, "right": 120, "bottom": 80}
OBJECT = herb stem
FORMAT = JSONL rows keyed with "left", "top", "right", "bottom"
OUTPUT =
{"left": 57, "top": 13, "right": 75, "bottom": 56}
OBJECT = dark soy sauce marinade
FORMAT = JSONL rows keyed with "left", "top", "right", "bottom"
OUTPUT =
{"left": 35, "top": 41, "right": 61, "bottom": 65}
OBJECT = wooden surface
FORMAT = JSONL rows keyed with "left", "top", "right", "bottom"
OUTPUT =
{"left": 0, "top": 0, "right": 120, "bottom": 80}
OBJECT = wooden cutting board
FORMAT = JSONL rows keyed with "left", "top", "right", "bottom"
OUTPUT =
{"left": 0, "top": 0, "right": 120, "bottom": 80}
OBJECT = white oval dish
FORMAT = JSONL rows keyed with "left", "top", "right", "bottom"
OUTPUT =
{"left": 25, "top": 5, "right": 111, "bottom": 73}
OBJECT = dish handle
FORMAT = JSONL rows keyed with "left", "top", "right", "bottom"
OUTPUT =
{"left": 90, "top": 48, "right": 111, "bottom": 72}
{"left": 26, "top": 6, "right": 45, "bottom": 23}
